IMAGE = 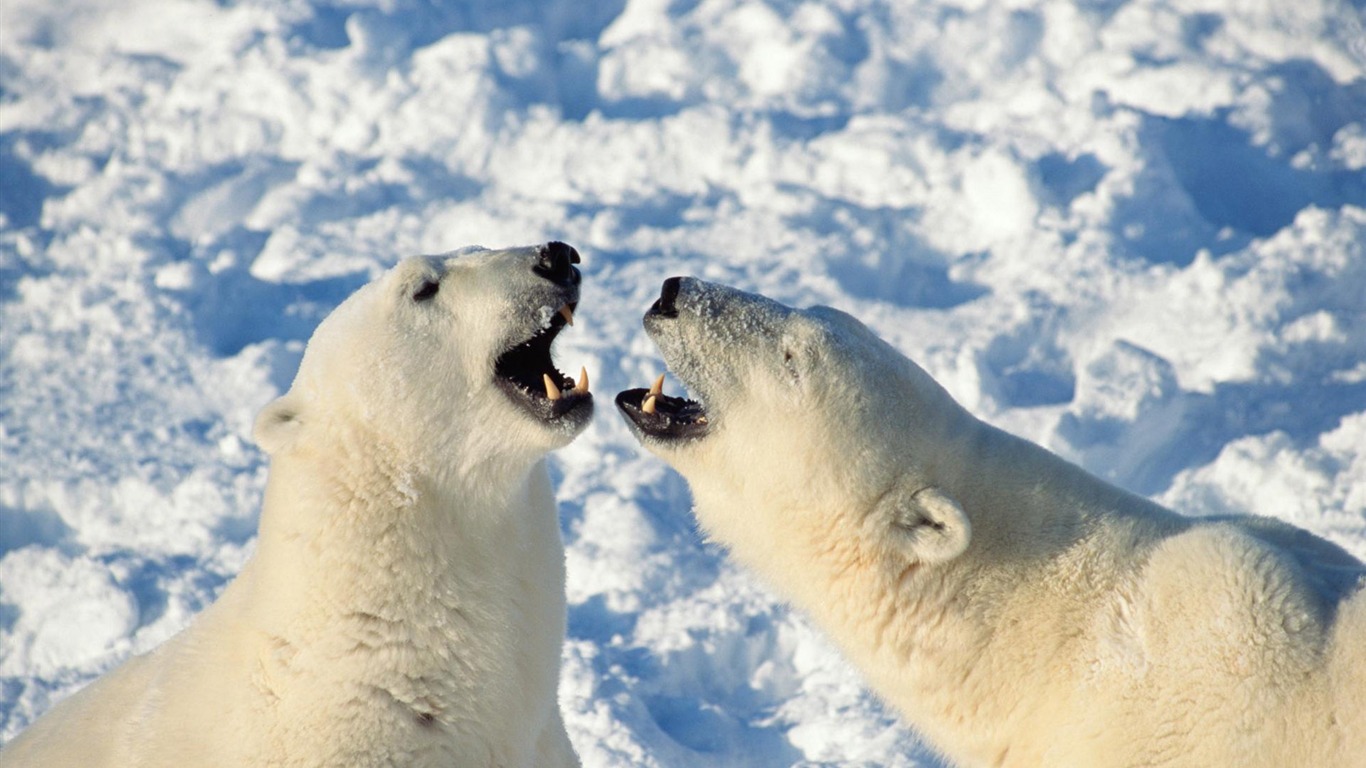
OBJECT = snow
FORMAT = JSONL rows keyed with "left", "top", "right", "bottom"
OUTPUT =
{"left": 1, "top": 0, "right": 1364, "bottom": 763}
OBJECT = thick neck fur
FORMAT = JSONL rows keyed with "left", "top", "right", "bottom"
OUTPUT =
{"left": 743, "top": 411, "right": 1189, "bottom": 765}
{"left": 254, "top": 418, "right": 536, "bottom": 593}
{"left": 907, "top": 422, "right": 1184, "bottom": 760}
{"left": 229, "top": 415, "right": 564, "bottom": 740}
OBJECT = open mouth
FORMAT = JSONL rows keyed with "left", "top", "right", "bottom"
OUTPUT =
{"left": 494, "top": 302, "right": 592, "bottom": 421}
{"left": 615, "top": 373, "right": 710, "bottom": 442}
{"left": 616, "top": 277, "right": 710, "bottom": 441}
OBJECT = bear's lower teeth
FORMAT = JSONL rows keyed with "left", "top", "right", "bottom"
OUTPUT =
{"left": 614, "top": 382, "right": 709, "bottom": 440}
{"left": 641, "top": 373, "right": 665, "bottom": 413}
{"left": 541, "top": 369, "right": 588, "bottom": 401}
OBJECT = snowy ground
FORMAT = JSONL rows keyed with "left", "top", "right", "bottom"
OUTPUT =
{"left": 2, "top": 0, "right": 1365, "bottom": 764}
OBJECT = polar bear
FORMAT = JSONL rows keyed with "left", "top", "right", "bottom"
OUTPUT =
{"left": 616, "top": 277, "right": 1366, "bottom": 767}
{"left": 3, "top": 243, "right": 592, "bottom": 767}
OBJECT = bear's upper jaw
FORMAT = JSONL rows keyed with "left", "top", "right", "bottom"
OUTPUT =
{"left": 615, "top": 373, "right": 710, "bottom": 443}
{"left": 493, "top": 301, "right": 592, "bottom": 424}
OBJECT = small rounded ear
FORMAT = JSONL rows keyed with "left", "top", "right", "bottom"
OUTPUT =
{"left": 779, "top": 316, "right": 834, "bottom": 384}
{"left": 394, "top": 257, "right": 445, "bottom": 303}
{"left": 253, "top": 395, "right": 303, "bottom": 455}
{"left": 887, "top": 484, "right": 971, "bottom": 564}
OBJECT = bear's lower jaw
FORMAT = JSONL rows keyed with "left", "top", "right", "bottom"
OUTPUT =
{"left": 496, "top": 377, "right": 594, "bottom": 427}
{"left": 614, "top": 387, "right": 710, "bottom": 443}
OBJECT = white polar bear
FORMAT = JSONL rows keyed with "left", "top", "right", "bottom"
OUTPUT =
{"left": 616, "top": 277, "right": 1366, "bottom": 767}
{"left": 3, "top": 243, "right": 593, "bottom": 767}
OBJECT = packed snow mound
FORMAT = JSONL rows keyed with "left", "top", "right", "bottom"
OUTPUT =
{"left": 2, "top": 0, "right": 1364, "bottom": 764}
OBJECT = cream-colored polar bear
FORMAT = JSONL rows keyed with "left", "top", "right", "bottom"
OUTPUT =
{"left": 617, "top": 277, "right": 1366, "bottom": 767}
{"left": 3, "top": 243, "right": 592, "bottom": 767}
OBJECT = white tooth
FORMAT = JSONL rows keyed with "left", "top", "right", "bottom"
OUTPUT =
{"left": 574, "top": 366, "right": 590, "bottom": 395}
{"left": 559, "top": 305, "right": 574, "bottom": 326}
{"left": 649, "top": 373, "right": 665, "bottom": 398}
{"left": 543, "top": 373, "right": 562, "bottom": 400}
{"left": 642, "top": 394, "right": 657, "bottom": 414}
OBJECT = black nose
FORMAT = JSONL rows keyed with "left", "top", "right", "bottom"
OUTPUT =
{"left": 649, "top": 276, "right": 682, "bottom": 318}
{"left": 534, "top": 241, "right": 581, "bottom": 286}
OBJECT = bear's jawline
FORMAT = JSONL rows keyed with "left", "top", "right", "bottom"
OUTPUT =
{"left": 614, "top": 388, "right": 710, "bottom": 441}
{"left": 493, "top": 307, "right": 590, "bottom": 421}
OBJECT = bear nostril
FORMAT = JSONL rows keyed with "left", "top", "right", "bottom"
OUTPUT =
{"left": 535, "top": 241, "right": 580, "bottom": 285}
{"left": 651, "top": 276, "right": 682, "bottom": 318}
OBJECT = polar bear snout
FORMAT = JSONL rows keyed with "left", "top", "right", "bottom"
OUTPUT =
{"left": 486, "top": 243, "right": 594, "bottom": 431}
{"left": 618, "top": 277, "right": 798, "bottom": 446}
{"left": 617, "top": 277, "right": 729, "bottom": 444}
{"left": 648, "top": 275, "right": 684, "bottom": 318}
{"left": 533, "top": 241, "right": 582, "bottom": 287}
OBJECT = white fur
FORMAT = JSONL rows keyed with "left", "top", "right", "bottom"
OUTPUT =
{"left": 3, "top": 246, "right": 586, "bottom": 767}
{"left": 629, "top": 278, "right": 1366, "bottom": 767}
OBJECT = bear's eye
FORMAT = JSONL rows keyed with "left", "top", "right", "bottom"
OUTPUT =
{"left": 783, "top": 348, "right": 800, "bottom": 382}
{"left": 412, "top": 280, "right": 440, "bottom": 302}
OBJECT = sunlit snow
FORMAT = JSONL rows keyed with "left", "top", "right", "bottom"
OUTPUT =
{"left": 2, "top": 0, "right": 1364, "bottom": 764}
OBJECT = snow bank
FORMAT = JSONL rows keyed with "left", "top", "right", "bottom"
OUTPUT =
{"left": 2, "top": 0, "right": 1363, "bottom": 763}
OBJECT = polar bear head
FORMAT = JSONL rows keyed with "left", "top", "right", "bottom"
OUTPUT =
{"left": 254, "top": 243, "right": 593, "bottom": 477}
{"left": 616, "top": 277, "right": 973, "bottom": 573}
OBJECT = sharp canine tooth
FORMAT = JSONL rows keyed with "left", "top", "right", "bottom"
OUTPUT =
{"left": 642, "top": 394, "right": 657, "bottom": 414}
{"left": 574, "top": 366, "right": 589, "bottom": 394}
{"left": 543, "top": 373, "right": 562, "bottom": 400}
{"left": 559, "top": 305, "right": 574, "bottom": 326}
{"left": 649, "top": 373, "right": 665, "bottom": 398}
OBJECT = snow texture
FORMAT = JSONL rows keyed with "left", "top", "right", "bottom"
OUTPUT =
{"left": 1, "top": 0, "right": 1364, "bottom": 764}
